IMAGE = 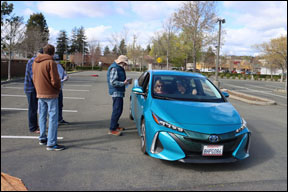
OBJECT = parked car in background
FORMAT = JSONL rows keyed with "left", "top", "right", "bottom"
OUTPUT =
{"left": 186, "top": 68, "right": 200, "bottom": 73}
{"left": 129, "top": 70, "right": 251, "bottom": 163}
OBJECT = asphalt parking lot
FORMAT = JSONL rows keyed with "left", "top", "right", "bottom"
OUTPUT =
{"left": 1, "top": 71, "right": 287, "bottom": 191}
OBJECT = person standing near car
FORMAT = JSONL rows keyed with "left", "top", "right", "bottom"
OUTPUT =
{"left": 33, "top": 44, "right": 65, "bottom": 151}
{"left": 107, "top": 55, "right": 131, "bottom": 136}
{"left": 24, "top": 48, "right": 43, "bottom": 134}
{"left": 54, "top": 54, "right": 69, "bottom": 125}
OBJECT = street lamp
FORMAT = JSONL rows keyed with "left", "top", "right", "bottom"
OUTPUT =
{"left": 214, "top": 18, "right": 225, "bottom": 88}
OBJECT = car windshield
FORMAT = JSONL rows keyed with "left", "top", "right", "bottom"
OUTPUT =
{"left": 152, "top": 75, "right": 225, "bottom": 102}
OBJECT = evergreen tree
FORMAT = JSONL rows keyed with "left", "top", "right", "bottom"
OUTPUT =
{"left": 26, "top": 13, "right": 49, "bottom": 43}
{"left": 69, "top": 27, "right": 77, "bottom": 54}
{"left": 56, "top": 30, "right": 68, "bottom": 60}
{"left": 112, "top": 45, "right": 118, "bottom": 56}
{"left": 146, "top": 44, "right": 151, "bottom": 54}
{"left": 23, "top": 13, "right": 49, "bottom": 57}
{"left": 118, "top": 39, "right": 127, "bottom": 55}
{"left": 1, "top": 1, "right": 13, "bottom": 26}
{"left": 69, "top": 26, "right": 88, "bottom": 54}
{"left": 103, "top": 46, "right": 110, "bottom": 56}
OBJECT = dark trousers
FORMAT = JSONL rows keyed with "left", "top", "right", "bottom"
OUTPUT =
{"left": 25, "top": 91, "right": 38, "bottom": 132}
{"left": 110, "top": 97, "right": 123, "bottom": 131}
{"left": 58, "top": 90, "right": 63, "bottom": 121}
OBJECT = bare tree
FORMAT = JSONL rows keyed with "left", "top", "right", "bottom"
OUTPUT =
{"left": 88, "top": 40, "right": 100, "bottom": 69}
{"left": 108, "top": 27, "right": 129, "bottom": 54}
{"left": 162, "top": 15, "right": 177, "bottom": 69}
{"left": 254, "top": 35, "right": 287, "bottom": 89}
{"left": 20, "top": 26, "right": 46, "bottom": 58}
{"left": 73, "top": 52, "right": 83, "bottom": 67}
{"left": 1, "top": 15, "right": 25, "bottom": 80}
{"left": 173, "top": 1, "right": 217, "bottom": 72}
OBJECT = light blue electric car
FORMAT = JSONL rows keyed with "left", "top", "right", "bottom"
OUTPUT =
{"left": 129, "top": 70, "right": 251, "bottom": 163}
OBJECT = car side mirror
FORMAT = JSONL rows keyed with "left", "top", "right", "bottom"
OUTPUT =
{"left": 222, "top": 91, "right": 229, "bottom": 98}
{"left": 132, "top": 87, "right": 146, "bottom": 96}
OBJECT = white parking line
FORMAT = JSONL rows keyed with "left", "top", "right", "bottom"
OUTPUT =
{"left": 62, "top": 89, "right": 90, "bottom": 92}
{"left": 1, "top": 86, "right": 22, "bottom": 89}
{"left": 1, "top": 136, "right": 63, "bottom": 139}
{"left": 1, "top": 108, "right": 78, "bottom": 112}
{"left": 246, "top": 84, "right": 274, "bottom": 91}
{"left": 65, "top": 84, "right": 92, "bottom": 87}
{"left": 1, "top": 87, "right": 90, "bottom": 92}
{"left": 1, "top": 94, "right": 85, "bottom": 100}
{"left": 225, "top": 84, "right": 287, "bottom": 99}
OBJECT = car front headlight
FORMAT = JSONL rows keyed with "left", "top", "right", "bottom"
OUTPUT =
{"left": 236, "top": 118, "right": 247, "bottom": 133}
{"left": 152, "top": 112, "right": 184, "bottom": 132}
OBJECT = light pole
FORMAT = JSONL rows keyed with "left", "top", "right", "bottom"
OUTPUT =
{"left": 214, "top": 18, "right": 225, "bottom": 88}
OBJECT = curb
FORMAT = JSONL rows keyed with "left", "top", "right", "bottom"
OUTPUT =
{"left": 1, "top": 78, "right": 24, "bottom": 85}
{"left": 221, "top": 89, "right": 276, "bottom": 105}
{"left": 273, "top": 89, "right": 287, "bottom": 94}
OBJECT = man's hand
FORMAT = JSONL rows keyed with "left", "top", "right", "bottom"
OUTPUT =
{"left": 124, "top": 79, "right": 130, "bottom": 85}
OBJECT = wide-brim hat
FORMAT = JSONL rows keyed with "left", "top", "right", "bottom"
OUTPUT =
{"left": 115, "top": 55, "right": 128, "bottom": 65}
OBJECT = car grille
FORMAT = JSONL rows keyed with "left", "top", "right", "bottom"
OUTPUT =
{"left": 169, "top": 131, "right": 244, "bottom": 154}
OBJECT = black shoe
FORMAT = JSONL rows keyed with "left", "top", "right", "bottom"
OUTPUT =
{"left": 46, "top": 144, "right": 65, "bottom": 151}
{"left": 58, "top": 119, "right": 69, "bottom": 125}
{"left": 39, "top": 139, "right": 47, "bottom": 146}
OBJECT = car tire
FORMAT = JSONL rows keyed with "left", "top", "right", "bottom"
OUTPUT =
{"left": 129, "top": 96, "right": 134, "bottom": 120}
{"left": 140, "top": 119, "right": 147, "bottom": 154}
{"left": 129, "top": 106, "right": 134, "bottom": 120}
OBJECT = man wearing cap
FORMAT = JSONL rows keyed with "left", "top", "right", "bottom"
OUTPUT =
{"left": 24, "top": 48, "right": 43, "bottom": 134}
{"left": 107, "top": 55, "right": 132, "bottom": 136}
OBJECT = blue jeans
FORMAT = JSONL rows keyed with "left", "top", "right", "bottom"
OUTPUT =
{"left": 38, "top": 98, "right": 59, "bottom": 146}
{"left": 25, "top": 91, "right": 38, "bottom": 132}
{"left": 58, "top": 90, "right": 63, "bottom": 121}
{"left": 110, "top": 97, "right": 123, "bottom": 131}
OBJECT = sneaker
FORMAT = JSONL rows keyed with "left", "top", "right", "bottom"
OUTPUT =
{"left": 39, "top": 139, "right": 47, "bottom": 146}
{"left": 108, "top": 130, "right": 122, "bottom": 136}
{"left": 58, "top": 119, "right": 69, "bottom": 125}
{"left": 116, "top": 127, "right": 125, "bottom": 131}
{"left": 46, "top": 144, "right": 65, "bottom": 151}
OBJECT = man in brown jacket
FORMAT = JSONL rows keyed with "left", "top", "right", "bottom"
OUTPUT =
{"left": 32, "top": 44, "right": 65, "bottom": 151}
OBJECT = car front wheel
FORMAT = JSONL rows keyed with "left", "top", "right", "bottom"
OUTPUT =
{"left": 140, "top": 119, "right": 147, "bottom": 154}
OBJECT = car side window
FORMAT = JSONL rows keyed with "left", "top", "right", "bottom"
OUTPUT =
{"left": 142, "top": 73, "right": 150, "bottom": 93}
{"left": 138, "top": 72, "right": 147, "bottom": 87}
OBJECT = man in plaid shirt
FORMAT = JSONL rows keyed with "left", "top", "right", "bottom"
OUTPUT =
{"left": 107, "top": 55, "right": 132, "bottom": 136}
{"left": 24, "top": 48, "right": 43, "bottom": 133}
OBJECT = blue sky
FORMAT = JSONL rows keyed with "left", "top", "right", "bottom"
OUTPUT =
{"left": 9, "top": 1, "right": 287, "bottom": 56}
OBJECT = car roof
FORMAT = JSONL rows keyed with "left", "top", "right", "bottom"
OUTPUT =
{"left": 149, "top": 70, "right": 206, "bottom": 78}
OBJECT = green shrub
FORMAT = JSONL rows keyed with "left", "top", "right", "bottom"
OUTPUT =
{"left": 225, "top": 73, "right": 231, "bottom": 79}
{"left": 273, "top": 76, "right": 279, "bottom": 81}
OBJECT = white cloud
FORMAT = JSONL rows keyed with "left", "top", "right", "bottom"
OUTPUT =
{"left": 37, "top": 1, "right": 110, "bottom": 18}
{"left": 48, "top": 27, "right": 60, "bottom": 45}
{"left": 130, "top": 1, "right": 182, "bottom": 20}
{"left": 85, "top": 25, "right": 112, "bottom": 42}
{"left": 221, "top": 1, "right": 287, "bottom": 55}
{"left": 23, "top": 8, "right": 34, "bottom": 17}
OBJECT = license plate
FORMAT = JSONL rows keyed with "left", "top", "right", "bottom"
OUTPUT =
{"left": 202, "top": 145, "right": 223, "bottom": 156}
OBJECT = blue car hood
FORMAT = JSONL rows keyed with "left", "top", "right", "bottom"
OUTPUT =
{"left": 150, "top": 99, "right": 242, "bottom": 134}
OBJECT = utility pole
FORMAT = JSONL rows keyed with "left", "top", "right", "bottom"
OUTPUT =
{"left": 214, "top": 18, "right": 225, "bottom": 88}
{"left": 82, "top": 41, "right": 84, "bottom": 67}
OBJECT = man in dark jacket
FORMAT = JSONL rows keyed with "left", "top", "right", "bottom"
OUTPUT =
{"left": 24, "top": 48, "right": 43, "bottom": 134}
{"left": 107, "top": 55, "right": 131, "bottom": 136}
{"left": 32, "top": 44, "right": 65, "bottom": 151}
